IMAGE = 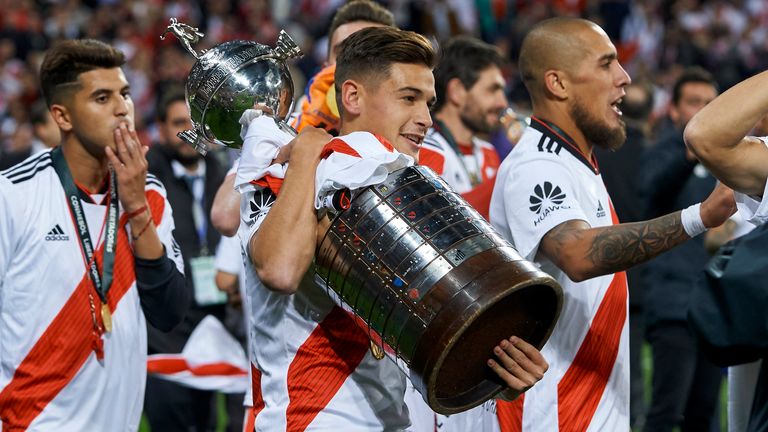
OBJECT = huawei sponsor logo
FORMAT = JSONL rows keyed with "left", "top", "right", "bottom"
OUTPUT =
{"left": 529, "top": 181, "right": 571, "bottom": 226}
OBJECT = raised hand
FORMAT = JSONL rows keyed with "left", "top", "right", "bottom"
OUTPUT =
{"left": 105, "top": 123, "right": 149, "bottom": 213}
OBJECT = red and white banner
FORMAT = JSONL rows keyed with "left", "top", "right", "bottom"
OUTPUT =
{"left": 147, "top": 315, "right": 249, "bottom": 393}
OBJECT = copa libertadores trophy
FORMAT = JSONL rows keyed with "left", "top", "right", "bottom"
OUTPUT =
{"left": 161, "top": 18, "right": 301, "bottom": 155}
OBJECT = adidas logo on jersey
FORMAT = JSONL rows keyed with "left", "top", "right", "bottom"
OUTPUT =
{"left": 596, "top": 200, "right": 606, "bottom": 218}
{"left": 45, "top": 224, "right": 69, "bottom": 241}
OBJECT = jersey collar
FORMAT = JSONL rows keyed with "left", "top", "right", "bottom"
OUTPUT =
{"left": 530, "top": 116, "right": 600, "bottom": 175}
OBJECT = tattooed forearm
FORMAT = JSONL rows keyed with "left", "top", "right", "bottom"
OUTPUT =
{"left": 586, "top": 211, "right": 688, "bottom": 275}
{"left": 540, "top": 212, "right": 691, "bottom": 280}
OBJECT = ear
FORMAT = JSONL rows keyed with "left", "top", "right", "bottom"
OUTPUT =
{"left": 340, "top": 79, "right": 362, "bottom": 117}
{"left": 446, "top": 77, "right": 467, "bottom": 107}
{"left": 669, "top": 103, "right": 680, "bottom": 124}
{"left": 49, "top": 103, "right": 72, "bottom": 133}
{"left": 543, "top": 70, "right": 568, "bottom": 100}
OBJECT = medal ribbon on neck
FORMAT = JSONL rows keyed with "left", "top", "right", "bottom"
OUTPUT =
{"left": 51, "top": 148, "right": 119, "bottom": 357}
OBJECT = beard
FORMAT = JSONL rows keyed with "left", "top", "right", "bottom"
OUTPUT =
{"left": 569, "top": 97, "right": 626, "bottom": 151}
{"left": 173, "top": 149, "right": 202, "bottom": 167}
{"left": 460, "top": 112, "right": 493, "bottom": 135}
{"left": 460, "top": 104, "right": 498, "bottom": 136}
{"left": 160, "top": 140, "right": 201, "bottom": 167}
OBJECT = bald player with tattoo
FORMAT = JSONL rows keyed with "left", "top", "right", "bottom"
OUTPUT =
{"left": 488, "top": 18, "right": 735, "bottom": 431}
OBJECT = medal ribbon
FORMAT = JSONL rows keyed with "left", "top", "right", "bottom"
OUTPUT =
{"left": 433, "top": 119, "right": 483, "bottom": 186}
{"left": 51, "top": 147, "right": 118, "bottom": 314}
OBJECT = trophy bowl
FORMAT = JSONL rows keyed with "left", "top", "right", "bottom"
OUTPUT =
{"left": 316, "top": 166, "right": 564, "bottom": 414}
{"left": 186, "top": 40, "right": 294, "bottom": 149}
{"left": 162, "top": 19, "right": 301, "bottom": 154}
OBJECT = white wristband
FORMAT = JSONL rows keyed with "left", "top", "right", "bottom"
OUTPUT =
{"left": 681, "top": 203, "right": 707, "bottom": 237}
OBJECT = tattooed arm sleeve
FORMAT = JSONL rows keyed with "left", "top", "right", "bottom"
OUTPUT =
{"left": 538, "top": 212, "right": 688, "bottom": 282}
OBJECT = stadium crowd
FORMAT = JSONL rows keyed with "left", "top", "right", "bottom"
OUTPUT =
{"left": 1, "top": 0, "right": 768, "bottom": 160}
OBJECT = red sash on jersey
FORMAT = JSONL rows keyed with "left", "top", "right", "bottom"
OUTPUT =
{"left": 285, "top": 306, "right": 369, "bottom": 430}
{"left": 497, "top": 203, "right": 628, "bottom": 432}
{"left": 0, "top": 191, "right": 164, "bottom": 430}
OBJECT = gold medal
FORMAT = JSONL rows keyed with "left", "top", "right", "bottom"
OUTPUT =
{"left": 101, "top": 304, "right": 113, "bottom": 333}
{"left": 370, "top": 340, "right": 385, "bottom": 360}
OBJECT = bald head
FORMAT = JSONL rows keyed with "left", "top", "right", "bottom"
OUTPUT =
{"left": 519, "top": 18, "right": 607, "bottom": 101}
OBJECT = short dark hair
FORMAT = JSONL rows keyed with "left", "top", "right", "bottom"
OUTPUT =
{"left": 39, "top": 39, "right": 125, "bottom": 107}
{"left": 156, "top": 87, "right": 187, "bottom": 122}
{"left": 328, "top": 0, "right": 395, "bottom": 53}
{"left": 671, "top": 67, "right": 717, "bottom": 106}
{"left": 334, "top": 26, "right": 436, "bottom": 114}
{"left": 432, "top": 36, "right": 506, "bottom": 112}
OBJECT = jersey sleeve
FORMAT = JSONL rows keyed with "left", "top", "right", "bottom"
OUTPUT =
{"left": 496, "top": 157, "right": 590, "bottom": 260}
{"left": 734, "top": 180, "right": 768, "bottom": 225}
{"left": 145, "top": 177, "right": 185, "bottom": 274}
{"left": 238, "top": 187, "right": 277, "bottom": 256}
{"left": 215, "top": 234, "right": 242, "bottom": 275}
{"left": 0, "top": 175, "right": 16, "bottom": 286}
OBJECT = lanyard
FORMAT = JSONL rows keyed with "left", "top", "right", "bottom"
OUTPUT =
{"left": 51, "top": 147, "right": 118, "bottom": 304}
{"left": 434, "top": 119, "right": 482, "bottom": 186}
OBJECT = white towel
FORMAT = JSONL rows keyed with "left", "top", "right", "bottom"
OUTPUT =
{"left": 314, "top": 131, "right": 413, "bottom": 209}
{"left": 234, "top": 111, "right": 293, "bottom": 193}
{"left": 235, "top": 112, "right": 414, "bottom": 205}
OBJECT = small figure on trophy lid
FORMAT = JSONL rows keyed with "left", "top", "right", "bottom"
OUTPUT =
{"left": 161, "top": 18, "right": 205, "bottom": 58}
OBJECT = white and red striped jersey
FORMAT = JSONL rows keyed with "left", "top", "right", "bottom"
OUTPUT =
{"left": 419, "top": 127, "right": 501, "bottom": 219}
{"left": 237, "top": 133, "right": 410, "bottom": 431}
{"left": 0, "top": 150, "right": 184, "bottom": 431}
{"left": 489, "top": 117, "right": 630, "bottom": 432}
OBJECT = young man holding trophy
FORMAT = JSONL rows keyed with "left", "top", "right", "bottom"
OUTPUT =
{"left": 237, "top": 27, "right": 549, "bottom": 430}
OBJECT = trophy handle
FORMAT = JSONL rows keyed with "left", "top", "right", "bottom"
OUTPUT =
{"left": 273, "top": 30, "right": 303, "bottom": 61}
{"left": 161, "top": 18, "right": 205, "bottom": 59}
{"left": 177, "top": 129, "right": 210, "bottom": 155}
{"left": 274, "top": 118, "right": 298, "bottom": 137}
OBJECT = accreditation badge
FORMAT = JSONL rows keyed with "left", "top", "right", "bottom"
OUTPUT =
{"left": 190, "top": 255, "right": 227, "bottom": 306}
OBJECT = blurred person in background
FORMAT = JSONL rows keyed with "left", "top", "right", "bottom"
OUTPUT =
{"left": 0, "top": 100, "right": 60, "bottom": 170}
{"left": 419, "top": 35, "right": 507, "bottom": 221}
{"left": 291, "top": 0, "right": 396, "bottom": 135}
{"left": 144, "top": 88, "right": 239, "bottom": 432}
{"left": 638, "top": 67, "right": 722, "bottom": 432}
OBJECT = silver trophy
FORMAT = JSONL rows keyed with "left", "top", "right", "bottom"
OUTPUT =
{"left": 161, "top": 18, "right": 301, "bottom": 154}
{"left": 316, "top": 166, "right": 563, "bottom": 414}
